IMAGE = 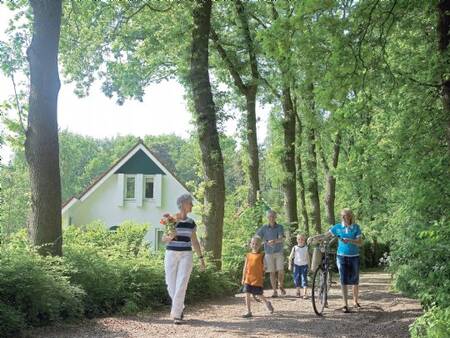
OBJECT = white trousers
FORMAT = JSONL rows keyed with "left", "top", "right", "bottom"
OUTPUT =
{"left": 164, "top": 250, "right": 193, "bottom": 319}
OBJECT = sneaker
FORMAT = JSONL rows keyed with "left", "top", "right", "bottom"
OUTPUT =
{"left": 280, "top": 287, "right": 286, "bottom": 296}
{"left": 242, "top": 312, "right": 253, "bottom": 318}
{"left": 266, "top": 301, "right": 274, "bottom": 314}
{"left": 271, "top": 291, "right": 278, "bottom": 298}
{"left": 173, "top": 318, "right": 183, "bottom": 325}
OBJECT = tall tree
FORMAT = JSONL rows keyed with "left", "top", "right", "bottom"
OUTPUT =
{"left": 280, "top": 83, "right": 298, "bottom": 229}
{"left": 304, "top": 84, "right": 321, "bottom": 233}
{"left": 257, "top": 1, "right": 299, "bottom": 229}
{"left": 437, "top": 0, "right": 450, "bottom": 155}
{"left": 190, "top": 0, "right": 225, "bottom": 268}
{"left": 319, "top": 132, "right": 341, "bottom": 225}
{"left": 210, "top": 0, "right": 260, "bottom": 206}
{"left": 294, "top": 108, "right": 310, "bottom": 235}
{"left": 25, "top": 0, "right": 63, "bottom": 255}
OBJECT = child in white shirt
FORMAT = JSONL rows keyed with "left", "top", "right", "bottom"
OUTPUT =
{"left": 288, "top": 234, "right": 310, "bottom": 299}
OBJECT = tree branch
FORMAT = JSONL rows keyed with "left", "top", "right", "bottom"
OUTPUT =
{"left": 10, "top": 73, "right": 27, "bottom": 135}
{"left": 235, "top": 0, "right": 259, "bottom": 81}
{"left": 210, "top": 28, "right": 248, "bottom": 94}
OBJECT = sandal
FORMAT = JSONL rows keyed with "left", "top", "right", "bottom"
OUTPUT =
{"left": 271, "top": 291, "right": 278, "bottom": 298}
{"left": 341, "top": 306, "right": 350, "bottom": 313}
{"left": 353, "top": 302, "right": 361, "bottom": 308}
{"left": 280, "top": 287, "right": 286, "bottom": 296}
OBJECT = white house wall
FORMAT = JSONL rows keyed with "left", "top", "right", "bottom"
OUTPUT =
{"left": 64, "top": 173, "right": 192, "bottom": 249}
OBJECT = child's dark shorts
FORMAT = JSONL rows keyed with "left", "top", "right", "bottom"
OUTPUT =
{"left": 243, "top": 284, "right": 264, "bottom": 295}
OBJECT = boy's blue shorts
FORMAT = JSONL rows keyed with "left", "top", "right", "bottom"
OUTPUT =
{"left": 336, "top": 255, "right": 360, "bottom": 285}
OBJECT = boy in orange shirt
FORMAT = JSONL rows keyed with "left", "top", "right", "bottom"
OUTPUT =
{"left": 241, "top": 236, "right": 274, "bottom": 318}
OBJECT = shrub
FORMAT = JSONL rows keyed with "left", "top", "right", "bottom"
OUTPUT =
{"left": 63, "top": 222, "right": 236, "bottom": 316}
{"left": 0, "top": 233, "right": 84, "bottom": 335}
{"left": 390, "top": 219, "right": 450, "bottom": 309}
{"left": 390, "top": 218, "right": 450, "bottom": 337}
{"left": 0, "top": 301, "right": 25, "bottom": 338}
{"left": 0, "top": 221, "right": 237, "bottom": 333}
{"left": 410, "top": 306, "right": 450, "bottom": 338}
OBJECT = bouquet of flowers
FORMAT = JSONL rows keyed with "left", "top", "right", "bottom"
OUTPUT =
{"left": 160, "top": 213, "right": 178, "bottom": 236}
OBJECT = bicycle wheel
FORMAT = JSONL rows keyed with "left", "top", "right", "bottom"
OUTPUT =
{"left": 312, "top": 266, "right": 328, "bottom": 316}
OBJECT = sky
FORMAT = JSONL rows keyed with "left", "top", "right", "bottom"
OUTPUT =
{"left": 0, "top": 4, "right": 269, "bottom": 165}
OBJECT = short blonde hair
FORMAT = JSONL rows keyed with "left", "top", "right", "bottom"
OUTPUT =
{"left": 297, "top": 233, "right": 306, "bottom": 240}
{"left": 340, "top": 208, "right": 354, "bottom": 224}
{"left": 250, "top": 236, "right": 262, "bottom": 250}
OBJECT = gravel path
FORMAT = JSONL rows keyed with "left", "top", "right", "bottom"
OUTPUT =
{"left": 26, "top": 272, "right": 422, "bottom": 338}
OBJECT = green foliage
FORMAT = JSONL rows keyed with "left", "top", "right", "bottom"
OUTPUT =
{"left": 1, "top": 0, "right": 449, "bottom": 335}
{"left": 0, "top": 301, "right": 25, "bottom": 338}
{"left": 0, "top": 231, "right": 85, "bottom": 333}
{"left": 0, "top": 154, "right": 30, "bottom": 235}
{"left": 0, "top": 222, "right": 236, "bottom": 334}
{"left": 390, "top": 219, "right": 450, "bottom": 309}
{"left": 222, "top": 193, "right": 268, "bottom": 281}
{"left": 410, "top": 306, "right": 450, "bottom": 338}
{"left": 62, "top": 222, "right": 167, "bottom": 316}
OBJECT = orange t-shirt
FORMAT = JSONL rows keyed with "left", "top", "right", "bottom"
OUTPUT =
{"left": 244, "top": 252, "right": 264, "bottom": 287}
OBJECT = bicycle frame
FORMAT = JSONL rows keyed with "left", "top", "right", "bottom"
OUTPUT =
{"left": 311, "top": 236, "right": 338, "bottom": 316}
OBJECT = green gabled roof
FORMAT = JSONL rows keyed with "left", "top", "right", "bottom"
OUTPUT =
{"left": 114, "top": 149, "right": 165, "bottom": 175}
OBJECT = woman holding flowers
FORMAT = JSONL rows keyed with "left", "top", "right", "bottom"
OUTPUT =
{"left": 161, "top": 193, "right": 205, "bottom": 324}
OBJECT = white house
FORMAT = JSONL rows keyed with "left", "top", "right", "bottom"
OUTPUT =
{"left": 61, "top": 141, "right": 195, "bottom": 250}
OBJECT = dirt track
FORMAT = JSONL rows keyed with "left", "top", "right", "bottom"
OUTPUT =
{"left": 27, "top": 272, "right": 422, "bottom": 338}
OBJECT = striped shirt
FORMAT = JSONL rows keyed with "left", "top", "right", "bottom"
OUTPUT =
{"left": 166, "top": 217, "right": 197, "bottom": 251}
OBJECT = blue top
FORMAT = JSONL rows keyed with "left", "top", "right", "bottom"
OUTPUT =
{"left": 329, "top": 223, "right": 362, "bottom": 256}
{"left": 256, "top": 223, "right": 285, "bottom": 254}
{"left": 166, "top": 218, "right": 196, "bottom": 251}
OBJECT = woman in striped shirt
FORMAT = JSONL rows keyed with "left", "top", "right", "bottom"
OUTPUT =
{"left": 162, "top": 194, "right": 206, "bottom": 324}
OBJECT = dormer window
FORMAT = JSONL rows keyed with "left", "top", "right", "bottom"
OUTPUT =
{"left": 125, "top": 175, "right": 136, "bottom": 199}
{"left": 144, "top": 176, "right": 154, "bottom": 199}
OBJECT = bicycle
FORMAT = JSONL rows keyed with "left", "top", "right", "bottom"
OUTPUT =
{"left": 310, "top": 236, "right": 338, "bottom": 316}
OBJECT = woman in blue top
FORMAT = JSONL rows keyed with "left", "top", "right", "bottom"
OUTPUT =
{"left": 308, "top": 208, "right": 363, "bottom": 313}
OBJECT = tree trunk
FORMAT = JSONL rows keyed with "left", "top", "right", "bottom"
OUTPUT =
{"left": 245, "top": 86, "right": 260, "bottom": 206}
{"left": 305, "top": 84, "right": 321, "bottom": 233}
{"left": 322, "top": 132, "right": 341, "bottom": 226}
{"left": 190, "top": 0, "right": 225, "bottom": 269}
{"left": 306, "top": 127, "right": 322, "bottom": 233}
{"left": 25, "top": 0, "right": 63, "bottom": 256}
{"left": 281, "top": 84, "right": 298, "bottom": 235}
{"left": 211, "top": 0, "right": 260, "bottom": 206}
{"left": 295, "top": 114, "right": 310, "bottom": 236}
{"left": 437, "top": 0, "right": 450, "bottom": 155}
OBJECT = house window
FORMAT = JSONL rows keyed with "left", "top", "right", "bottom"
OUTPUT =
{"left": 125, "top": 176, "right": 136, "bottom": 199}
{"left": 144, "top": 176, "right": 154, "bottom": 199}
{"left": 156, "top": 229, "right": 165, "bottom": 250}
